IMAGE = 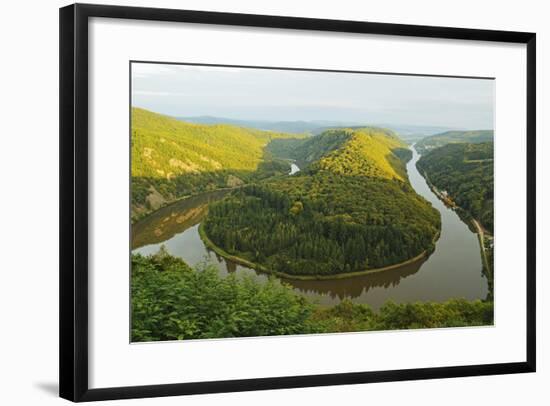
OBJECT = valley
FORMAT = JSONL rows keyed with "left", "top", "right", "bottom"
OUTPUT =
{"left": 132, "top": 108, "right": 491, "bottom": 318}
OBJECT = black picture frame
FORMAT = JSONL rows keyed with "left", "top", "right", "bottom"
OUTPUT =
{"left": 59, "top": 3, "right": 536, "bottom": 402}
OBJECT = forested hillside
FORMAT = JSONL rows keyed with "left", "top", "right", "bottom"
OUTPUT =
{"left": 307, "top": 128, "right": 411, "bottom": 181}
{"left": 203, "top": 128, "right": 441, "bottom": 277}
{"left": 131, "top": 108, "right": 305, "bottom": 220}
{"left": 416, "top": 142, "right": 494, "bottom": 233}
{"left": 415, "top": 130, "right": 493, "bottom": 154}
{"left": 266, "top": 127, "right": 410, "bottom": 178}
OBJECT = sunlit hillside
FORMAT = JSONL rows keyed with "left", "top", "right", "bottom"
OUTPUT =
{"left": 310, "top": 128, "right": 409, "bottom": 181}
{"left": 132, "top": 107, "right": 303, "bottom": 178}
{"left": 131, "top": 107, "right": 305, "bottom": 219}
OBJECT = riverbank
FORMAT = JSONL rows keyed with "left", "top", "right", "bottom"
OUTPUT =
{"left": 131, "top": 186, "right": 243, "bottom": 224}
{"left": 472, "top": 218, "right": 493, "bottom": 279}
{"left": 199, "top": 222, "right": 439, "bottom": 281}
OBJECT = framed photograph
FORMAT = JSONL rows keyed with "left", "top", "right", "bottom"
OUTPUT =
{"left": 59, "top": 3, "right": 536, "bottom": 402}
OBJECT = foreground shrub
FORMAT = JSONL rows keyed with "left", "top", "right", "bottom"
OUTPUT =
{"left": 131, "top": 251, "right": 315, "bottom": 342}
{"left": 132, "top": 251, "right": 494, "bottom": 341}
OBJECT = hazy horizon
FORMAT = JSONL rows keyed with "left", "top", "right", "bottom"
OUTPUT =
{"left": 132, "top": 63, "right": 495, "bottom": 130}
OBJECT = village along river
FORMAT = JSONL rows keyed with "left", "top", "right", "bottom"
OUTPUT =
{"left": 132, "top": 147, "right": 488, "bottom": 309}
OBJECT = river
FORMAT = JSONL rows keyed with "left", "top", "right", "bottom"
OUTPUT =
{"left": 132, "top": 147, "right": 488, "bottom": 309}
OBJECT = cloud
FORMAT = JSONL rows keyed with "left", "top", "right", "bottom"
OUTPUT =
{"left": 131, "top": 63, "right": 494, "bottom": 129}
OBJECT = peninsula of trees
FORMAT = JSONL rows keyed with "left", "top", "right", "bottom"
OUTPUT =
{"left": 202, "top": 128, "right": 441, "bottom": 277}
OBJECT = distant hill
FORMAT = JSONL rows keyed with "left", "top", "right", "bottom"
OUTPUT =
{"left": 131, "top": 107, "right": 305, "bottom": 220}
{"left": 378, "top": 124, "right": 461, "bottom": 142}
{"left": 179, "top": 115, "right": 456, "bottom": 142}
{"left": 415, "top": 130, "right": 494, "bottom": 154}
{"left": 312, "top": 124, "right": 458, "bottom": 142}
{"left": 178, "top": 116, "right": 354, "bottom": 135}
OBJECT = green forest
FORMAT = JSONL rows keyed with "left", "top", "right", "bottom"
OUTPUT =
{"left": 202, "top": 128, "right": 441, "bottom": 277}
{"left": 416, "top": 142, "right": 494, "bottom": 233}
{"left": 132, "top": 251, "right": 493, "bottom": 342}
{"left": 131, "top": 108, "right": 306, "bottom": 221}
{"left": 130, "top": 106, "right": 493, "bottom": 340}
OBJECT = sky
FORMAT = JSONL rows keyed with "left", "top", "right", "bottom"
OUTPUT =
{"left": 132, "top": 63, "right": 494, "bottom": 130}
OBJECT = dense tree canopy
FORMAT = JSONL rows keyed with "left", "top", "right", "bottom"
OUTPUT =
{"left": 267, "top": 127, "right": 408, "bottom": 180}
{"left": 417, "top": 142, "right": 494, "bottom": 233}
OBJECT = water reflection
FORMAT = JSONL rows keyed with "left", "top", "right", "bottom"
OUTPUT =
{"left": 132, "top": 189, "right": 231, "bottom": 249}
{"left": 280, "top": 257, "right": 427, "bottom": 301}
